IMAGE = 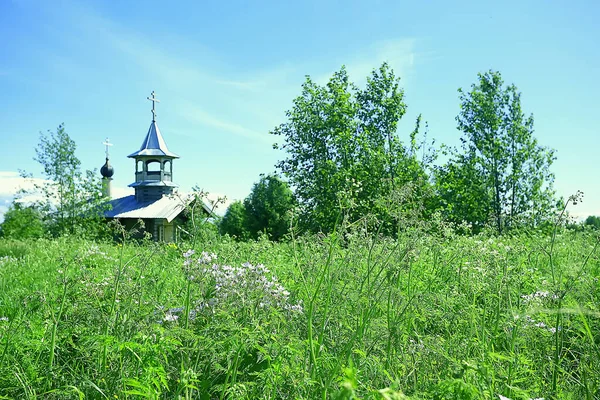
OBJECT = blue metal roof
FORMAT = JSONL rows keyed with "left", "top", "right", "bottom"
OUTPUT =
{"left": 104, "top": 194, "right": 213, "bottom": 222}
{"left": 128, "top": 121, "right": 179, "bottom": 158}
{"left": 128, "top": 181, "right": 178, "bottom": 188}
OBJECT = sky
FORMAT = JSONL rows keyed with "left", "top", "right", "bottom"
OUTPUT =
{"left": 0, "top": 0, "right": 598, "bottom": 221}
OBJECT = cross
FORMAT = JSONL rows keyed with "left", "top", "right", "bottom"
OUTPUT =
{"left": 102, "top": 138, "right": 113, "bottom": 158}
{"left": 147, "top": 90, "right": 160, "bottom": 121}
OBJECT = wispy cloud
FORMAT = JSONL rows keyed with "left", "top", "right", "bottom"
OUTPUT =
{"left": 315, "top": 38, "right": 418, "bottom": 86}
{"left": 47, "top": 2, "right": 297, "bottom": 142}
{"left": 177, "top": 105, "right": 272, "bottom": 144}
{"left": 38, "top": 2, "right": 421, "bottom": 149}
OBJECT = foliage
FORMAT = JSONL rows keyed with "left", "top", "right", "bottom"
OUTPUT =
{"left": 584, "top": 215, "right": 600, "bottom": 230}
{"left": 434, "top": 151, "right": 490, "bottom": 233}
{"left": 272, "top": 63, "right": 430, "bottom": 234}
{"left": 21, "top": 124, "right": 108, "bottom": 238}
{"left": 219, "top": 200, "right": 249, "bottom": 240}
{"left": 0, "top": 201, "right": 45, "bottom": 239}
{"left": 243, "top": 174, "right": 295, "bottom": 240}
{"left": 435, "top": 70, "right": 557, "bottom": 233}
{"left": 220, "top": 175, "right": 295, "bottom": 241}
{"left": 0, "top": 221, "right": 598, "bottom": 398}
{"left": 1, "top": 225, "right": 598, "bottom": 399}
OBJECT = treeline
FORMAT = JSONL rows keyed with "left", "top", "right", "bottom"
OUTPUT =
{"left": 1, "top": 65, "right": 594, "bottom": 241}
{"left": 220, "top": 64, "right": 588, "bottom": 240}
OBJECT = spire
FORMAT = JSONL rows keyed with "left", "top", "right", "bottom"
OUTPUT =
{"left": 129, "top": 91, "right": 179, "bottom": 202}
{"left": 128, "top": 91, "right": 179, "bottom": 158}
{"left": 128, "top": 121, "right": 179, "bottom": 158}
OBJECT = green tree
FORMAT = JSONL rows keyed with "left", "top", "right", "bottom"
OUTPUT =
{"left": 272, "top": 63, "right": 427, "bottom": 233}
{"left": 584, "top": 215, "right": 600, "bottom": 230}
{"left": 0, "top": 201, "right": 45, "bottom": 239}
{"left": 243, "top": 174, "right": 295, "bottom": 240}
{"left": 434, "top": 152, "right": 490, "bottom": 232}
{"left": 24, "top": 124, "right": 106, "bottom": 237}
{"left": 219, "top": 201, "right": 249, "bottom": 240}
{"left": 436, "top": 70, "right": 556, "bottom": 233}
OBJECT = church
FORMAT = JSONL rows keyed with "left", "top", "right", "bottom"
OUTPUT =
{"left": 100, "top": 91, "right": 212, "bottom": 242}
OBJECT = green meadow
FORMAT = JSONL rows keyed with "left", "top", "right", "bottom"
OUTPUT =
{"left": 0, "top": 227, "right": 598, "bottom": 399}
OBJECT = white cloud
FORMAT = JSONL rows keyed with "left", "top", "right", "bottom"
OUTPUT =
{"left": 0, "top": 171, "right": 47, "bottom": 198}
{"left": 0, "top": 171, "right": 48, "bottom": 222}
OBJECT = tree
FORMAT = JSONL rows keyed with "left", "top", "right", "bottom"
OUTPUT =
{"left": 434, "top": 152, "right": 490, "bottom": 232}
{"left": 219, "top": 201, "right": 249, "bottom": 240}
{"left": 272, "top": 63, "right": 427, "bottom": 233}
{"left": 436, "top": 70, "right": 556, "bottom": 233}
{"left": 24, "top": 124, "right": 106, "bottom": 236}
{"left": 0, "top": 201, "right": 45, "bottom": 239}
{"left": 584, "top": 215, "right": 600, "bottom": 230}
{"left": 243, "top": 175, "right": 295, "bottom": 240}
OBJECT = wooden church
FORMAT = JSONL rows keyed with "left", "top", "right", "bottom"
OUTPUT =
{"left": 100, "top": 91, "right": 211, "bottom": 242}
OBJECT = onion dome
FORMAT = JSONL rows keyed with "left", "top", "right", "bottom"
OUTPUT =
{"left": 101, "top": 158, "right": 114, "bottom": 178}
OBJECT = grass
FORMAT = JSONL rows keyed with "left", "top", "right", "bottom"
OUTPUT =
{"left": 0, "top": 228, "right": 598, "bottom": 399}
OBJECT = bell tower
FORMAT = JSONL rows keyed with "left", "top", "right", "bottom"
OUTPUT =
{"left": 128, "top": 91, "right": 179, "bottom": 202}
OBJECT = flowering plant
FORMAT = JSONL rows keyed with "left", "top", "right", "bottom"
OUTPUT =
{"left": 174, "top": 250, "right": 302, "bottom": 323}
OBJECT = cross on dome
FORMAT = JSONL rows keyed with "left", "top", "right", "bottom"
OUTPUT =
{"left": 102, "top": 137, "right": 113, "bottom": 159}
{"left": 147, "top": 91, "right": 160, "bottom": 121}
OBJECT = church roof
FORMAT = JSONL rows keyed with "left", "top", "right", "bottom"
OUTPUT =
{"left": 129, "top": 180, "right": 178, "bottom": 188}
{"left": 128, "top": 121, "right": 179, "bottom": 158}
{"left": 104, "top": 194, "right": 212, "bottom": 222}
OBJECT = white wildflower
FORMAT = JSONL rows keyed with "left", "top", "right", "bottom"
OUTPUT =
{"left": 183, "top": 249, "right": 195, "bottom": 258}
{"left": 164, "top": 314, "right": 178, "bottom": 322}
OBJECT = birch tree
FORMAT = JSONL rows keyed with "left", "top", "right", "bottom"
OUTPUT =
{"left": 437, "top": 70, "right": 557, "bottom": 232}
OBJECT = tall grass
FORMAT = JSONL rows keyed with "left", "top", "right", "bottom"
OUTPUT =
{"left": 0, "top": 225, "right": 598, "bottom": 399}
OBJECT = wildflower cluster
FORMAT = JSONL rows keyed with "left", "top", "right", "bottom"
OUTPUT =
{"left": 182, "top": 250, "right": 303, "bottom": 314}
{"left": 182, "top": 250, "right": 217, "bottom": 281}
{"left": 514, "top": 314, "right": 558, "bottom": 334}
{"left": 0, "top": 256, "right": 17, "bottom": 266}
{"left": 80, "top": 244, "right": 116, "bottom": 268}
{"left": 207, "top": 261, "right": 302, "bottom": 312}
{"left": 520, "top": 290, "right": 559, "bottom": 304}
{"left": 472, "top": 238, "right": 513, "bottom": 257}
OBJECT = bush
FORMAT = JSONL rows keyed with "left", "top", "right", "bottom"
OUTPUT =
{"left": 0, "top": 202, "right": 45, "bottom": 239}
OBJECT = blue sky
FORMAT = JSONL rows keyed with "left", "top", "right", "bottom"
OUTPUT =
{"left": 0, "top": 0, "right": 598, "bottom": 220}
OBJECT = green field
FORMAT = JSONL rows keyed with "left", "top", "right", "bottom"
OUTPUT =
{"left": 0, "top": 229, "right": 598, "bottom": 399}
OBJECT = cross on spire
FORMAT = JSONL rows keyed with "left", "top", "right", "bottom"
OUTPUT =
{"left": 147, "top": 90, "right": 160, "bottom": 121}
{"left": 102, "top": 137, "right": 113, "bottom": 159}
